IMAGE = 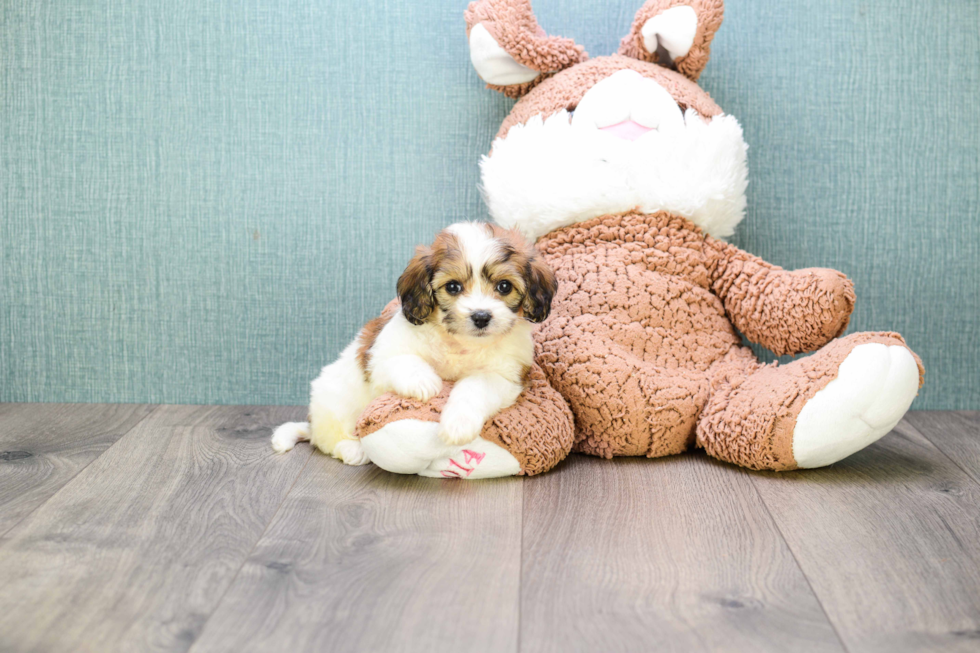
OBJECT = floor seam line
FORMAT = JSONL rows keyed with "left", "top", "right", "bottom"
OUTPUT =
{"left": 517, "top": 476, "right": 525, "bottom": 653}
{"left": 0, "top": 404, "right": 161, "bottom": 541}
{"left": 744, "top": 470, "right": 853, "bottom": 653}
{"left": 186, "top": 445, "right": 315, "bottom": 653}
{"left": 904, "top": 414, "right": 980, "bottom": 489}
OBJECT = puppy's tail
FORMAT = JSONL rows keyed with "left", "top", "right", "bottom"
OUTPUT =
{"left": 270, "top": 421, "right": 310, "bottom": 453}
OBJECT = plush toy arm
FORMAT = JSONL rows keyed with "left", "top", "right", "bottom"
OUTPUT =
{"left": 708, "top": 239, "right": 856, "bottom": 356}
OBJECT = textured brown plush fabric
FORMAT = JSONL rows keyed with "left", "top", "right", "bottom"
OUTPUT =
{"left": 355, "top": 364, "right": 575, "bottom": 476}
{"left": 618, "top": 0, "right": 725, "bottom": 81}
{"left": 531, "top": 211, "right": 924, "bottom": 467}
{"left": 696, "top": 331, "right": 924, "bottom": 470}
{"left": 495, "top": 55, "right": 722, "bottom": 141}
{"left": 464, "top": 0, "right": 588, "bottom": 99}
{"left": 707, "top": 239, "right": 856, "bottom": 357}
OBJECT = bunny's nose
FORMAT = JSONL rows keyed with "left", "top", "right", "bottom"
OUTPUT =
{"left": 471, "top": 311, "right": 492, "bottom": 329}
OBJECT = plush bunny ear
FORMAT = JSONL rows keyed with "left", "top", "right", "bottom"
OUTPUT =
{"left": 619, "top": 0, "right": 724, "bottom": 81}
{"left": 465, "top": 0, "right": 588, "bottom": 99}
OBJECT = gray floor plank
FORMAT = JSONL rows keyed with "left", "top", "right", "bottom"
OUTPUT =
{"left": 2, "top": 406, "right": 976, "bottom": 653}
{"left": 0, "top": 404, "right": 310, "bottom": 653}
{"left": 0, "top": 403, "right": 156, "bottom": 535}
{"left": 749, "top": 419, "right": 980, "bottom": 653}
{"left": 904, "top": 411, "right": 980, "bottom": 486}
{"left": 190, "top": 462, "right": 523, "bottom": 653}
{"left": 520, "top": 453, "right": 844, "bottom": 653}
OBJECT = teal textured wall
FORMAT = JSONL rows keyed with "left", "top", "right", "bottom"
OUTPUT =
{"left": 1, "top": 1, "right": 978, "bottom": 408}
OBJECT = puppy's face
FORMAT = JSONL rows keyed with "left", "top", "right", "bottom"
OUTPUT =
{"left": 397, "top": 223, "right": 557, "bottom": 338}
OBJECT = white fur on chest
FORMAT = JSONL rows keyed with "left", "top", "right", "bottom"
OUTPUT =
{"left": 369, "top": 312, "right": 533, "bottom": 385}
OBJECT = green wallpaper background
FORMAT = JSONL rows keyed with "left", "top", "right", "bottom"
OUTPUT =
{"left": 2, "top": 1, "right": 978, "bottom": 408}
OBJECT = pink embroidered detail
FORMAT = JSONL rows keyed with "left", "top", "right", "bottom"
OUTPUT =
{"left": 462, "top": 450, "right": 486, "bottom": 465}
{"left": 449, "top": 459, "right": 474, "bottom": 476}
{"left": 440, "top": 450, "right": 485, "bottom": 479}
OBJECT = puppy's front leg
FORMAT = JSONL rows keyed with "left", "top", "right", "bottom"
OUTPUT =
{"left": 372, "top": 354, "right": 443, "bottom": 402}
{"left": 439, "top": 373, "right": 523, "bottom": 446}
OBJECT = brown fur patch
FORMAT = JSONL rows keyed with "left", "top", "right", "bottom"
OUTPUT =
{"left": 398, "top": 230, "right": 473, "bottom": 332}
{"left": 520, "top": 364, "right": 532, "bottom": 386}
{"left": 429, "top": 231, "right": 471, "bottom": 296}
{"left": 521, "top": 253, "right": 558, "bottom": 323}
{"left": 429, "top": 231, "right": 480, "bottom": 333}
{"left": 482, "top": 228, "right": 529, "bottom": 312}
{"left": 397, "top": 245, "right": 437, "bottom": 325}
{"left": 356, "top": 312, "right": 394, "bottom": 378}
{"left": 482, "top": 225, "right": 557, "bottom": 322}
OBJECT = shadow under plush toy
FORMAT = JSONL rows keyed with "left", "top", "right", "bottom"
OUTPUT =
{"left": 352, "top": 0, "right": 924, "bottom": 478}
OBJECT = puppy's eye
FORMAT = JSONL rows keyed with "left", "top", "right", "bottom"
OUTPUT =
{"left": 445, "top": 281, "right": 462, "bottom": 295}
{"left": 495, "top": 280, "right": 513, "bottom": 295}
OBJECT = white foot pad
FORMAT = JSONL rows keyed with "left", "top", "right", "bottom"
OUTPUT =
{"left": 793, "top": 344, "right": 919, "bottom": 468}
{"left": 271, "top": 422, "right": 310, "bottom": 453}
{"left": 360, "top": 419, "right": 521, "bottom": 479}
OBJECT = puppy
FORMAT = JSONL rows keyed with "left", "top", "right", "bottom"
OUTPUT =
{"left": 271, "top": 222, "right": 557, "bottom": 466}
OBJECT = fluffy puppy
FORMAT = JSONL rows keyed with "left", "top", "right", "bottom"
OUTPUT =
{"left": 271, "top": 222, "right": 557, "bottom": 466}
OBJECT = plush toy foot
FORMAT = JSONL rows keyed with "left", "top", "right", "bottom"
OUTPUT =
{"left": 360, "top": 419, "right": 521, "bottom": 479}
{"left": 697, "top": 333, "right": 923, "bottom": 471}
{"left": 792, "top": 343, "right": 919, "bottom": 468}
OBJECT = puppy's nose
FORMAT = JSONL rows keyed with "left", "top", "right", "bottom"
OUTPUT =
{"left": 471, "top": 311, "right": 492, "bottom": 329}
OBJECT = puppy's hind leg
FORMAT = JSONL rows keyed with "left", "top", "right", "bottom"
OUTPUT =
{"left": 308, "top": 341, "right": 377, "bottom": 464}
{"left": 271, "top": 421, "right": 311, "bottom": 453}
{"left": 334, "top": 439, "right": 371, "bottom": 466}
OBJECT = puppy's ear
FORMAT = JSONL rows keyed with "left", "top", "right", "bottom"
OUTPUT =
{"left": 521, "top": 253, "right": 557, "bottom": 323}
{"left": 397, "top": 246, "right": 435, "bottom": 325}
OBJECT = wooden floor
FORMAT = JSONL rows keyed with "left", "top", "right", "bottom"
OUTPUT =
{"left": 0, "top": 405, "right": 977, "bottom": 652}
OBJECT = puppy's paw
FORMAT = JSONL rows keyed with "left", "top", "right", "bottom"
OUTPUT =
{"left": 334, "top": 439, "right": 371, "bottom": 466}
{"left": 395, "top": 368, "right": 443, "bottom": 403}
{"left": 438, "top": 406, "right": 485, "bottom": 446}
